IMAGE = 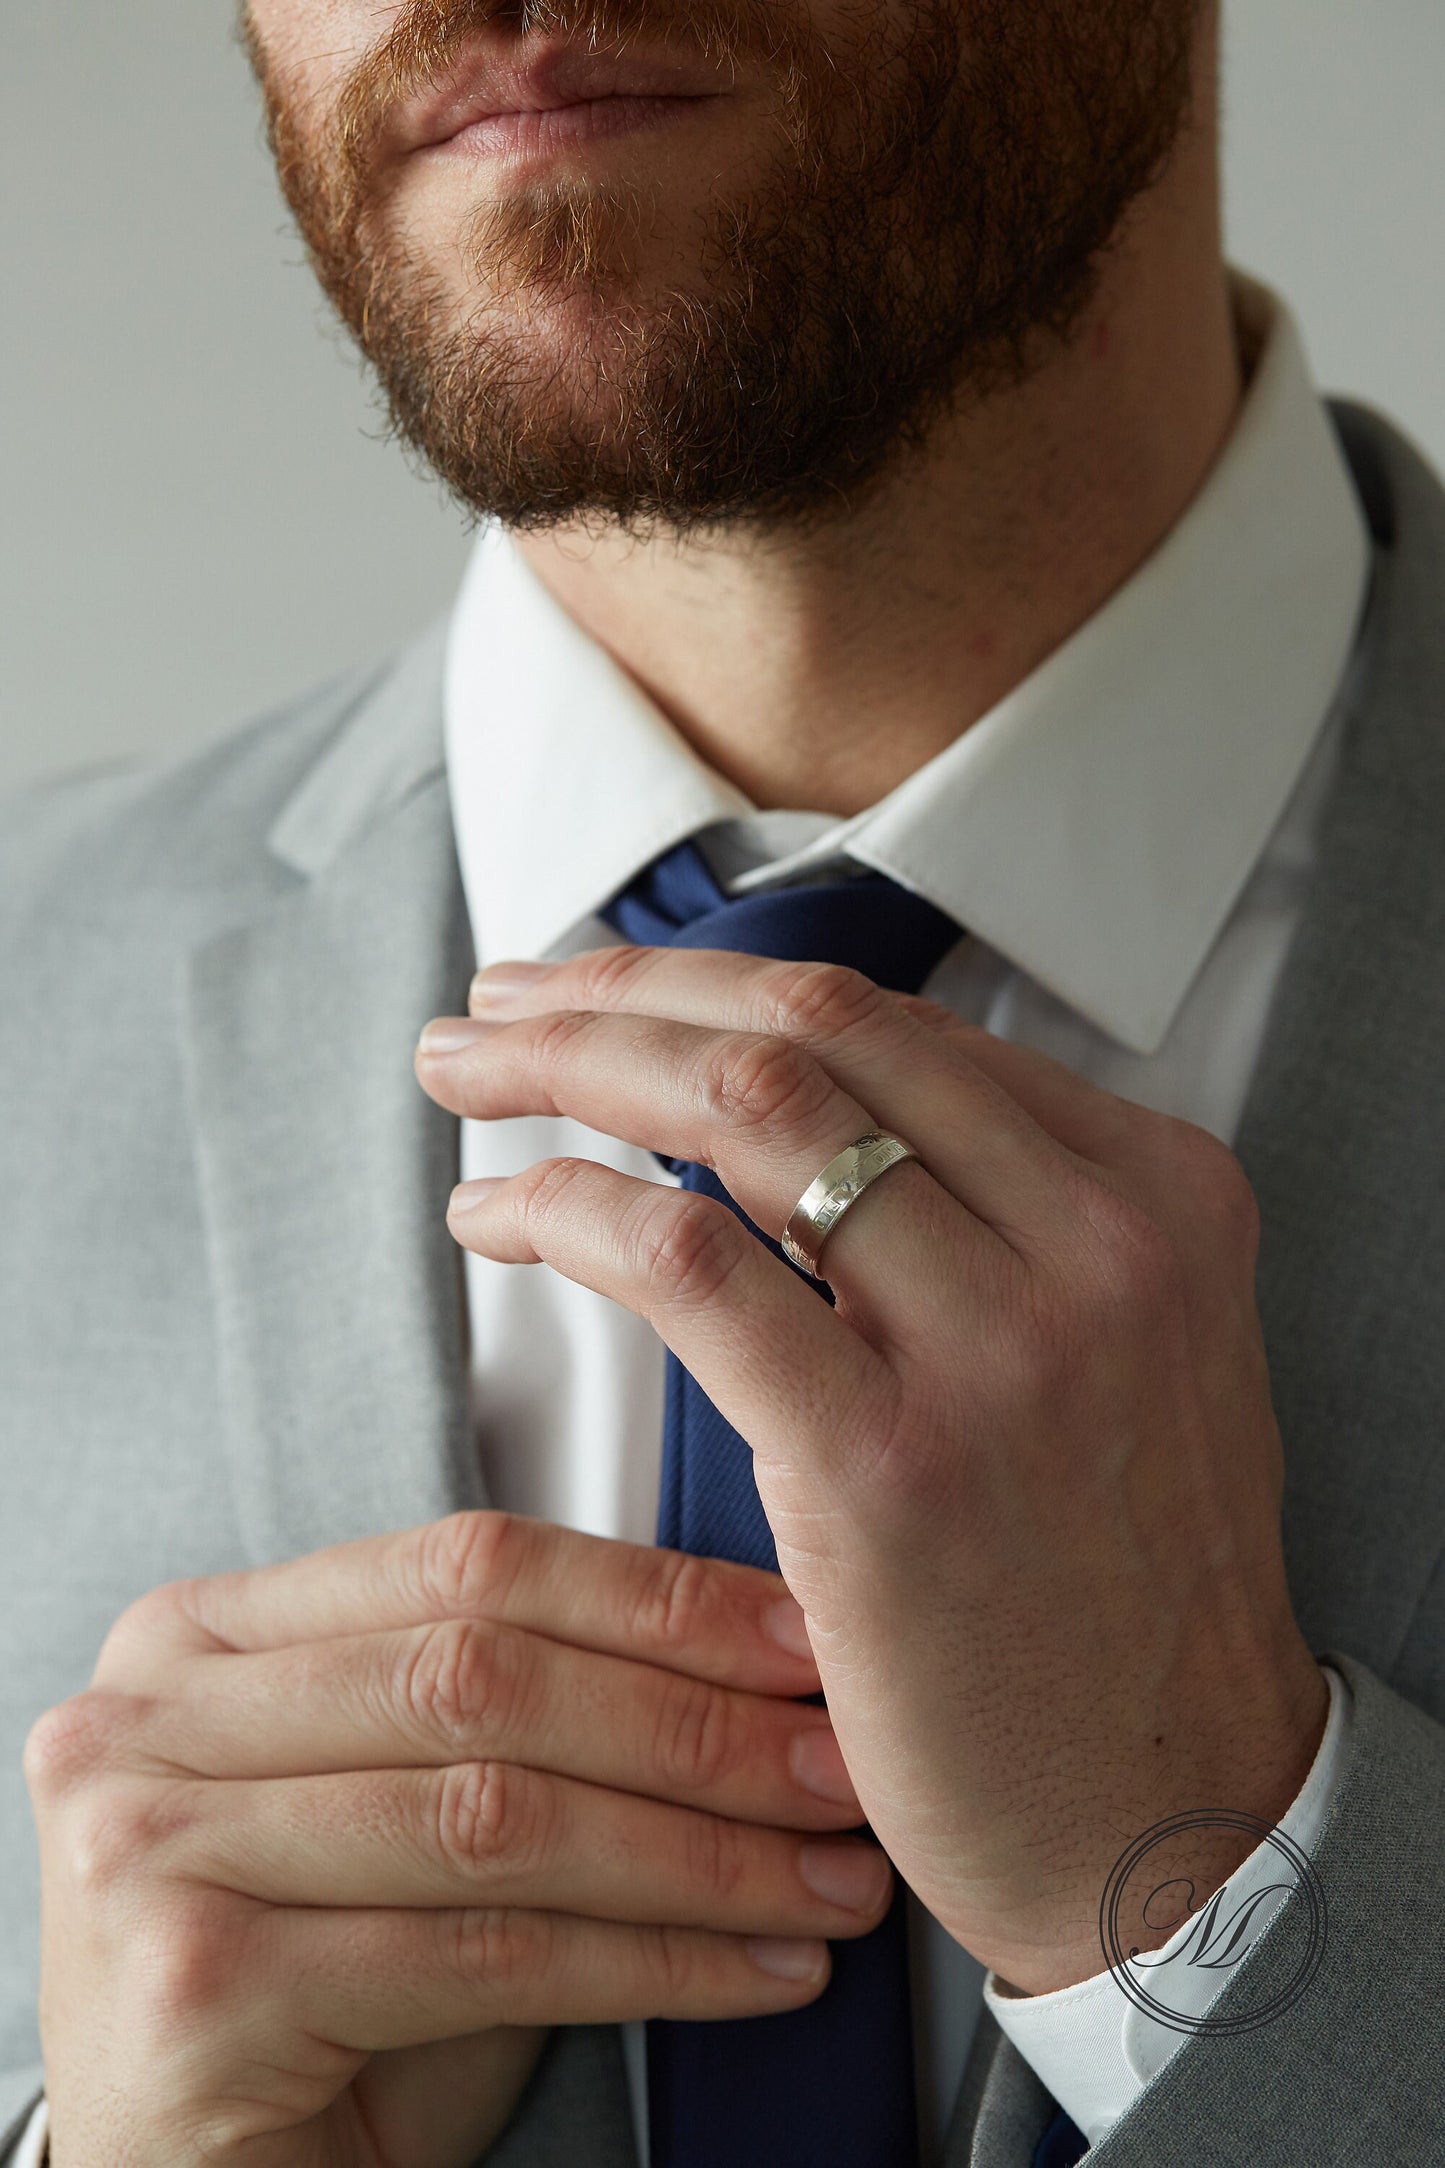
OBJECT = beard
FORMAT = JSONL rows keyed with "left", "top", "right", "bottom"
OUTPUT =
{"left": 244, "top": 0, "right": 1202, "bottom": 537}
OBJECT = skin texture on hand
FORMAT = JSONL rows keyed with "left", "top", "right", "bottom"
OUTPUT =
{"left": 25, "top": 1516, "right": 885, "bottom": 2168}
{"left": 419, "top": 944, "right": 1330, "bottom": 1995}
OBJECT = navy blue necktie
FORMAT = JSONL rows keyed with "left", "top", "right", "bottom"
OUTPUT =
{"left": 1033, "top": 2109, "right": 1090, "bottom": 2168}
{"left": 601, "top": 837, "right": 961, "bottom": 2168}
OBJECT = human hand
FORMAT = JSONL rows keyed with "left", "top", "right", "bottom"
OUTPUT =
{"left": 25, "top": 1513, "right": 884, "bottom": 2166}
{"left": 418, "top": 944, "right": 1330, "bottom": 1995}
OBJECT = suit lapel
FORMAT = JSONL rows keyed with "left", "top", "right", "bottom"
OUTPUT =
{"left": 1233, "top": 399, "right": 1445, "bottom": 1677}
{"left": 182, "top": 636, "right": 482, "bottom": 1567}
{"left": 956, "top": 400, "right": 1445, "bottom": 2165}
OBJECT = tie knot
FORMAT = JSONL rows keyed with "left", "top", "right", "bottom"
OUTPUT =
{"left": 600, "top": 835, "right": 960, "bottom": 1000}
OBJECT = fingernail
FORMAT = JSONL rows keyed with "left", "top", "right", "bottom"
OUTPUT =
{"left": 449, "top": 1177, "right": 504, "bottom": 1215}
{"left": 765, "top": 1597, "right": 815, "bottom": 1660}
{"left": 789, "top": 1726, "right": 862, "bottom": 1809}
{"left": 418, "top": 1018, "right": 499, "bottom": 1055}
{"left": 471, "top": 962, "right": 550, "bottom": 1008}
{"left": 798, "top": 1842, "right": 891, "bottom": 1915}
{"left": 747, "top": 1936, "right": 830, "bottom": 1982}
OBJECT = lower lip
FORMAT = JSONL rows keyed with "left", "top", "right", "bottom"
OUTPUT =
{"left": 436, "top": 93, "right": 724, "bottom": 161}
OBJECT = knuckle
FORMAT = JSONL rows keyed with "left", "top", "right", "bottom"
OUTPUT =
{"left": 640, "top": 1193, "right": 744, "bottom": 1312}
{"left": 759, "top": 961, "right": 887, "bottom": 1045}
{"left": 898, "top": 991, "right": 965, "bottom": 1035}
{"left": 640, "top": 1922, "right": 698, "bottom": 2005}
{"left": 1176, "top": 1125, "right": 1262, "bottom": 1249}
{"left": 418, "top": 1510, "right": 525, "bottom": 1619}
{"left": 450, "top": 1905, "right": 549, "bottom": 1998}
{"left": 402, "top": 1619, "right": 521, "bottom": 1751}
{"left": 682, "top": 1810, "right": 749, "bottom": 1909}
{"left": 525, "top": 1006, "right": 595, "bottom": 1079}
{"left": 142, "top": 1890, "right": 242, "bottom": 2025}
{"left": 569, "top": 943, "right": 653, "bottom": 1006}
{"left": 518, "top": 1154, "right": 595, "bottom": 1228}
{"left": 653, "top": 1676, "right": 737, "bottom": 1794}
{"left": 23, "top": 1691, "right": 142, "bottom": 1801}
{"left": 632, "top": 1547, "right": 713, "bottom": 1655}
{"left": 434, "top": 1761, "right": 550, "bottom": 1879}
{"left": 68, "top": 1782, "right": 194, "bottom": 1898}
{"left": 707, "top": 1033, "right": 833, "bottom": 1138}
{"left": 1117, "top": 1218, "right": 1183, "bottom": 1314}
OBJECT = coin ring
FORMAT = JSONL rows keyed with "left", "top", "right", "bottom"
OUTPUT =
{"left": 781, "top": 1131, "right": 920, "bottom": 1279}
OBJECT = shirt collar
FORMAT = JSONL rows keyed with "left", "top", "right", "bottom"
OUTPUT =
{"left": 444, "top": 268, "right": 1371, "bottom": 1056}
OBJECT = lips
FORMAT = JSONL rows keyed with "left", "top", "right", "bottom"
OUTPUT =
{"left": 402, "top": 37, "right": 730, "bottom": 154}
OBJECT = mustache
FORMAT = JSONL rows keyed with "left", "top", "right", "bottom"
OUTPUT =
{"left": 323, "top": 0, "right": 800, "bottom": 178}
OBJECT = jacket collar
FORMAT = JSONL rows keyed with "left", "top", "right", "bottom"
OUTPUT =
{"left": 267, "top": 619, "right": 452, "bottom": 879}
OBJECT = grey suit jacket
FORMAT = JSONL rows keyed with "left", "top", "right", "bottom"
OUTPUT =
{"left": 2, "top": 398, "right": 1443, "bottom": 2166}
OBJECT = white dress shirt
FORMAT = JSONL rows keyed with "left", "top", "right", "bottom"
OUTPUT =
{"left": 10, "top": 270, "right": 1372, "bottom": 2168}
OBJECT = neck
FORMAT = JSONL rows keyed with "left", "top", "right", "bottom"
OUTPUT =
{"left": 517, "top": 23, "right": 1240, "bottom": 820}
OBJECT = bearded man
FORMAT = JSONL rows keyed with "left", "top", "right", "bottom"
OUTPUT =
{"left": 3, "top": 0, "right": 1442, "bottom": 2163}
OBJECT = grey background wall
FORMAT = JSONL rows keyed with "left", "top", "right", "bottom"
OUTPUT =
{"left": 3, "top": 0, "right": 1442, "bottom": 794}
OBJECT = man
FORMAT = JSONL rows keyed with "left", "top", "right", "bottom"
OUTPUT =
{"left": 2, "top": 0, "right": 1441, "bottom": 2161}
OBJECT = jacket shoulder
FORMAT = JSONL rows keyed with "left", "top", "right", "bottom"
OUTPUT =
{"left": 0, "top": 652, "right": 398, "bottom": 951}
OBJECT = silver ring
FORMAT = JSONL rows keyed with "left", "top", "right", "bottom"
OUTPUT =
{"left": 781, "top": 1130, "right": 920, "bottom": 1280}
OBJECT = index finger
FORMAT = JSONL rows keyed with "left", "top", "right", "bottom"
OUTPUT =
{"left": 100, "top": 1512, "right": 821, "bottom": 1698}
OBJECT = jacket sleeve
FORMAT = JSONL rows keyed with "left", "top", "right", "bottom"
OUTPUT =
{"left": 960, "top": 1651, "right": 1445, "bottom": 2168}
{"left": 983, "top": 1663, "right": 1351, "bottom": 2147}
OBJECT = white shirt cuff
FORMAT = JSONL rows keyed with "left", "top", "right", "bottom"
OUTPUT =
{"left": 11, "top": 2097, "right": 46, "bottom": 2168}
{"left": 982, "top": 1662, "right": 1351, "bottom": 2147}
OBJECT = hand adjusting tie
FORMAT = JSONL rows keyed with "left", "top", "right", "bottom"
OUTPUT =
{"left": 781, "top": 1130, "right": 920, "bottom": 1279}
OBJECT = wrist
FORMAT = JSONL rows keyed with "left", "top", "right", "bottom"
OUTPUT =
{"left": 981, "top": 1654, "right": 1331, "bottom": 1998}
